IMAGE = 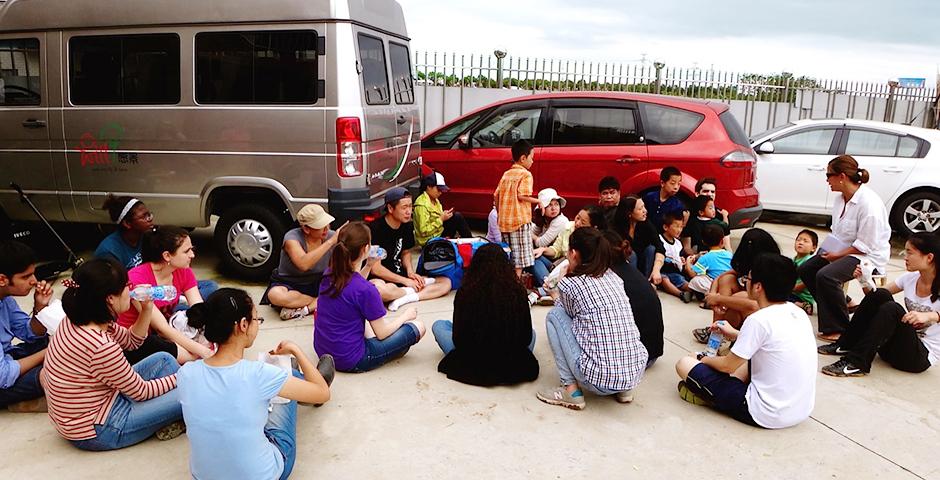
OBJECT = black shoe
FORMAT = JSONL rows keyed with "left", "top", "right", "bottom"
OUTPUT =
{"left": 817, "top": 343, "right": 850, "bottom": 356}
{"left": 680, "top": 291, "right": 694, "bottom": 304}
{"left": 317, "top": 354, "right": 336, "bottom": 387}
{"left": 821, "top": 358, "right": 867, "bottom": 377}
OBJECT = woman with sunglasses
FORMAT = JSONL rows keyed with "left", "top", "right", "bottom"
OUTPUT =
{"left": 41, "top": 258, "right": 184, "bottom": 451}
{"left": 798, "top": 155, "right": 891, "bottom": 343}
{"left": 178, "top": 288, "right": 333, "bottom": 480}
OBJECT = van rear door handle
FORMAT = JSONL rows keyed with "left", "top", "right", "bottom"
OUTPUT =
{"left": 22, "top": 119, "right": 46, "bottom": 129}
{"left": 396, "top": 115, "right": 407, "bottom": 125}
{"left": 615, "top": 156, "right": 641, "bottom": 164}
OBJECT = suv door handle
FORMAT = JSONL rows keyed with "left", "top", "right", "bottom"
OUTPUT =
{"left": 396, "top": 115, "right": 407, "bottom": 126}
{"left": 22, "top": 119, "right": 46, "bottom": 129}
{"left": 615, "top": 156, "right": 641, "bottom": 164}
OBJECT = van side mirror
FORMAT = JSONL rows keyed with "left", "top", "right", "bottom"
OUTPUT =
{"left": 756, "top": 141, "right": 775, "bottom": 154}
{"left": 457, "top": 133, "right": 471, "bottom": 149}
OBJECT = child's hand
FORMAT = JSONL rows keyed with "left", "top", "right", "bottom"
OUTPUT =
{"left": 649, "top": 272, "right": 662, "bottom": 285}
{"left": 853, "top": 266, "right": 862, "bottom": 279}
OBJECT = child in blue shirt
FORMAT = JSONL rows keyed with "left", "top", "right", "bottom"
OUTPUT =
{"left": 0, "top": 241, "right": 52, "bottom": 412}
{"left": 642, "top": 166, "right": 688, "bottom": 230}
{"left": 686, "top": 224, "right": 733, "bottom": 296}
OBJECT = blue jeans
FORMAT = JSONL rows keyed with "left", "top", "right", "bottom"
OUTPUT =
{"left": 635, "top": 244, "right": 657, "bottom": 278}
{"left": 0, "top": 336, "right": 48, "bottom": 407}
{"left": 432, "top": 320, "right": 536, "bottom": 354}
{"left": 527, "top": 256, "right": 555, "bottom": 289}
{"left": 266, "top": 370, "right": 302, "bottom": 480}
{"left": 70, "top": 352, "right": 182, "bottom": 451}
{"left": 175, "top": 280, "right": 220, "bottom": 311}
{"left": 544, "top": 307, "right": 618, "bottom": 396}
{"left": 349, "top": 323, "right": 420, "bottom": 372}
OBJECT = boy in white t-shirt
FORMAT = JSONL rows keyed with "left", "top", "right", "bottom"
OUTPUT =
{"left": 819, "top": 233, "right": 940, "bottom": 376}
{"left": 675, "top": 253, "right": 817, "bottom": 429}
{"left": 650, "top": 212, "right": 694, "bottom": 303}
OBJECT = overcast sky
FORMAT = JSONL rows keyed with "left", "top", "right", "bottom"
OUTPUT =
{"left": 397, "top": 0, "right": 940, "bottom": 85}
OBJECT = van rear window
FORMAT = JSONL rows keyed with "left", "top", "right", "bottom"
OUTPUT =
{"left": 719, "top": 110, "right": 751, "bottom": 148}
{"left": 69, "top": 34, "right": 180, "bottom": 105}
{"left": 195, "top": 30, "right": 319, "bottom": 104}
{"left": 389, "top": 42, "right": 414, "bottom": 104}
{"left": 0, "top": 38, "right": 41, "bottom": 106}
{"left": 358, "top": 34, "right": 390, "bottom": 105}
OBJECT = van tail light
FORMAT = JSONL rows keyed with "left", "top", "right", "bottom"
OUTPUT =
{"left": 720, "top": 149, "right": 757, "bottom": 168}
{"left": 336, "top": 117, "right": 363, "bottom": 177}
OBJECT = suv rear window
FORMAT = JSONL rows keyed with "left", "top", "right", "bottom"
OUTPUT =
{"left": 70, "top": 33, "right": 180, "bottom": 105}
{"left": 0, "top": 38, "right": 41, "bottom": 106}
{"left": 358, "top": 34, "right": 390, "bottom": 105}
{"left": 641, "top": 103, "right": 704, "bottom": 145}
{"left": 551, "top": 107, "right": 640, "bottom": 145}
{"left": 719, "top": 111, "right": 751, "bottom": 148}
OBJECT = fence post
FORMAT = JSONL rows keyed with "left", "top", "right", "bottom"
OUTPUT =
{"left": 885, "top": 80, "right": 899, "bottom": 122}
{"left": 654, "top": 62, "right": 665, "bottom": 94}
{"left": 495, "top": 49, "right": 507, "bottom": 88}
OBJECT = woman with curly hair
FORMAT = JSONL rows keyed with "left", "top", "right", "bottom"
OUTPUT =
{"left": 432, "top": 243, "right": 538, "bottom": 386}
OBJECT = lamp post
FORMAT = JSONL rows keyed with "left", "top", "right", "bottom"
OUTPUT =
{"left": 494, "top": 49, "right": 507, "bottom": 88}
{"left": 885, "top": 80, "right": 900, "bottom": 122}
{"left": 654, "top": 62, "right": 665, "bottom": 95}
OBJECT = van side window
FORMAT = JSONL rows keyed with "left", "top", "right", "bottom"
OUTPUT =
{"left": 388, "top": 42, "right": 413, "bottom": 104}
{"left": 357, "top": 34, "right": 390, "bottom": 105}
{"left": 195, "top": 30, "right": 319, "bottom": 104}
{"left": 0, "top": 39, "right": 40, "bottom": 106}
{"left": 551, "top": 107, "right": 640, "bottom": 145}
{"left": 642, "top": 103, "right": 704, "bottom": 145}
{"left": 69, "top": 34, "right": 180, "bottom": 105}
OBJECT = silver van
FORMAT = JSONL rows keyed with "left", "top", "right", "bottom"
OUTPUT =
{"left": 0, "top": 0, "right": 421, "bottom": 279}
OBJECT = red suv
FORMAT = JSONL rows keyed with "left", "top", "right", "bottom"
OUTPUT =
{"left": 420, "top": 92, "right": 762, "bottom": 228}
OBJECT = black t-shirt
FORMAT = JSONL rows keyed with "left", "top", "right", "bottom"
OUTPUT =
{"left": 368, "top": 216, "right": 415, "bottom": 277}
{"left": 681, "top": 216, "right": 730, "bottom": 253}
{"left": 610, "top": 261, "right": 664, "bottom": 360}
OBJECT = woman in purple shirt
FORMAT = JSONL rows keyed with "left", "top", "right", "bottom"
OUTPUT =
{"left": 313, "top": 222, "right": 426, "bottom": 372}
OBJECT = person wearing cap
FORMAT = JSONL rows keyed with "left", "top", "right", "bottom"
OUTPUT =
{"left": 95, "top": 194, "right": 218, "bottom": 304}
{"left": 413, "top": 171, "right": 471, "bottom": 247}
{"left": 526, "top": 188, "right": 569, "bottom": 292}
{"left": 369, "top": 188, "right": 452, "bottom": 312}
{"left": 261, "top": 204, "right": 339, "bottom": 320}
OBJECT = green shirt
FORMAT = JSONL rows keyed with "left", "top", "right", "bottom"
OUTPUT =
{"left": 413, "top": 192, "right": 443, "bottom": 247}
{"left": 793, "top": 254, "right": 815, "bottom": 305}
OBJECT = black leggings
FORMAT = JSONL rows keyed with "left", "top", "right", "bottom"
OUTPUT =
{"left": 838, "top": 289, "right": 931, "bottom": 373}
{"left": 124, "top": 334, "right": 178, "bottom": 365}
{"left": 442, "top": 212, "right": 472, "bottom": 239}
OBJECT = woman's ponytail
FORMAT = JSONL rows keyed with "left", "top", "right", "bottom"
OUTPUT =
{"left": 325, "top": 222, "right": 371, "bottom": 297}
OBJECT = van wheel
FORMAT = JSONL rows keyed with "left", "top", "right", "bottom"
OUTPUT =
{"left": 214, "top": 204, "right": 290, "bottom": 281}
{"left": 892, "top": 191, "right": 940, "bottom": 236}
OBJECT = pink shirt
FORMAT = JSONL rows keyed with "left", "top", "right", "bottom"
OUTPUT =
{"left": 117, "top": 264, "right": 197, "bottom": 328}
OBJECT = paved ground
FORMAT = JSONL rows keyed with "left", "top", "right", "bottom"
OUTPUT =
{"left": 3, "top": 218, "right": 938, "bottom": 479}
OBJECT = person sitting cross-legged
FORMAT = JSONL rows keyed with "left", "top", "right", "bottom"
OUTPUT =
{"left": 675, "top": 253, "right": 817, "bottom": 429}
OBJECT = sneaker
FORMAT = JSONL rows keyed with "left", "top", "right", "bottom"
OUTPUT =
{"left": 279, "top": 305, "right": 309, "bottom": 320}
{"left": 527, "top": 292, "right": 539, "bottom": 306}
{"left": 817, "top": 343, "right": 850, "bottom": 356}
{"left": 821, "top": 358, "right": 867, "bottom": 377}
{"left": 536, "top": 386, "right": 586, "bottom": 411}
{"left": 680, "top": 290, "right": 694, "bottom": 304}
{"left": 692, "top": 327, "right": 710, "bottom": 344}
{"left": 155, "top": 420, "right": 186, "bottom": 441}
{"left": 614, "top": 390, "right": 635, "bottom": 404}
{"left": 537, "top": 295, "right": 555, "bottom": 306}
{"left": 677, "top": 381, "right": 712, "bottom": 407}
{"left": 7, "top": 396, "right": 47, "bottom": 413}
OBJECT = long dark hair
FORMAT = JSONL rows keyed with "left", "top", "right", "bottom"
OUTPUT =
{"left": 581, "top": 204, "right": 608, "bottom": 231}
{"left": 186, "top": 288, "right": 254, "bottom": 344}
{"left": 568, "top": 227, "right": 611, "bottom": 278}
{"left": 908, "top": 232, "right": 940, "bottom": 302}
{"left": 613, "top": 195, "right": 640, "bottom": 238}
{"left": 731, "top": 228, "right": 780, "bottom": 275}
{"left": 62, "top": 258, "right": 128, "bottom": 326}
{"left": 325, "top": 222, "right": 370, "bottom": 297}
{"left": 141, "top": 226, "right": 189, "bottom": 263}
{"left": 459, "top": 243, "right": 526, "bottom": 305}
{"left": 603, "top": 230, "right": 632, "bottom": 264}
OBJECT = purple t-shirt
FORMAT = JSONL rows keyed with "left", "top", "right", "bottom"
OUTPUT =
{"left": 313, "top": 272, "right": 387, "bottom": 371}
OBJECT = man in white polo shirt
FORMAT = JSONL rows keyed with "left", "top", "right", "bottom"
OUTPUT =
{"left": 674, "top": 253, "right": 817, "bottom": 429}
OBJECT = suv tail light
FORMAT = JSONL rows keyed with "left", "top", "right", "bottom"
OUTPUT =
{"left": 336, "top": 117, "right": 363, "bottom": 177}
{"left": 720, "top": 149, "right": 756, "bottom": 168}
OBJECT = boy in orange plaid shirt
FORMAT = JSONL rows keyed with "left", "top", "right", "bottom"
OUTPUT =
{"left": 494, "top": 140, "right": 540, "bottom": 277}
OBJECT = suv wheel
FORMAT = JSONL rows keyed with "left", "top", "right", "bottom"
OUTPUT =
{"left": 893, "top": 191, "right": 940, "bottom": 236}
{"left": 214, "top": 203, "right": 290, "bottom": 281}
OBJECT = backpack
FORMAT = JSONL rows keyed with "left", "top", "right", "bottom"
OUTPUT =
{"left": 416, "top": 237, "right": 463, "bottom": 290}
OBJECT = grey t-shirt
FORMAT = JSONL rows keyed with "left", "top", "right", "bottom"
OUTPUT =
{"left": 272, "top": 228, "right": 335, "bottom": 284}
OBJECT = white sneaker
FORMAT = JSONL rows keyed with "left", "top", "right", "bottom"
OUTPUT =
{"left": 279, "top": 305, "right": 309, "bottom": 320}
{"left": 615, "top": 390, "right": 635, "bottom": 404}
{"left": 527, "top": 292, "right": 539, "bottom": 306}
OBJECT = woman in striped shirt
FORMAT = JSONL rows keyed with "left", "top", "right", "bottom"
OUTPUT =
{"left": 40, "top": 258, "right": 183, "bottom": 451}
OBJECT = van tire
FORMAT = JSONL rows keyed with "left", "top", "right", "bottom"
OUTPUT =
{"left": 214, "top": 203, "right": 290, "bottom": 281}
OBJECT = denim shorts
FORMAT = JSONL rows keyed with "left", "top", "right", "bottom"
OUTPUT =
{"left": 662, "top": 272, "right": 688, "bottom": 288}
{"left": 686, "top": 362, "right": 760, "bottom": 428}
{"left": 350, "top": 323, "right": 421, "bottom": 372}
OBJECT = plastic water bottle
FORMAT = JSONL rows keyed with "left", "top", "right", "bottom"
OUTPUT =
{"left": 131, "top": 284, "right": 177, "bottom": 302}
{"left": 369, "top": 245, "right": 387, "bottom": 260}
{"left": 704, "top": 321, "right": 726, "bottom": 357}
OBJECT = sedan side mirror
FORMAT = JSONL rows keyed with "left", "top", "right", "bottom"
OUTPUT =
{"left": 756, "top": 141, "right": 775, "bottom": 154}
{"left": 457, "top": 133, "right": 471, "bottom": 150}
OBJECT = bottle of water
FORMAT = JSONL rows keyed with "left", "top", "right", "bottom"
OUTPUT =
{"left": 704, "top": 321, "right": 727, "bottom": 357}
{"left": 131, "top": 284, "right": 177, "bottom": 302}
{"left": 369, "top": 245, "right": 387, "bottom": 260}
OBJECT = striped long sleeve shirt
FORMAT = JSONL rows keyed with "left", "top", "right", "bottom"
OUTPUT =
{"left": 40, "top": 318, "right": 177, "bottom": 440}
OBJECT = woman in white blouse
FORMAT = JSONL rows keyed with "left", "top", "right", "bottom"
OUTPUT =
{"left": 797, "top": 155, "right": 891, "bottom": 342}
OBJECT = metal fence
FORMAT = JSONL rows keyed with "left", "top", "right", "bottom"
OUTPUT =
{"left": 413, "top": 50, "right": 940, "bottom": 134}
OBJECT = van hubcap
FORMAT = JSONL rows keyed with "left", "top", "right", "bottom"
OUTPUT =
{"left": 226, "top": 219, "right": 274, "bottom": 268}
{"left": 903, "top": 198, "right": 940, "bottom": 233}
